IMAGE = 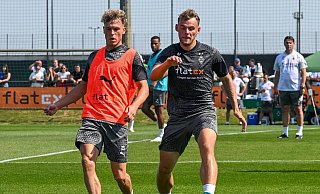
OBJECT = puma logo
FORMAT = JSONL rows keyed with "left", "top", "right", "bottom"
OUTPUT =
{"left": 100, "top": 75, "right": 116, "bottom": 88}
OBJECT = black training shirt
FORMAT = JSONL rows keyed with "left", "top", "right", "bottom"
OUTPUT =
{"left": 156, "top": 41, "right": 228, "bottom": 117}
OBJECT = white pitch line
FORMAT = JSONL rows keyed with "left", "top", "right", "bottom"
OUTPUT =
{"left": 0, "top": 139, "right": 150, "bottom": 164}
{"left": 0, "top": 150, "right": 77, "bottom": 164}
{"left": 0, "top": 127, "right": 318, "bottom": 164}
{"left": 219, "top": 127, "right": 318, "bottom": 136}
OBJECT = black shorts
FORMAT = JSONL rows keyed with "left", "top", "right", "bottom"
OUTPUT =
{"left": 261, "top": 101, "right": 273, "bottom": 112}
{"left": 75, "top": 118, "right": 128, "bottom": 163}
{"left": 279, "top": 91, "right": 303, "bottom": 106}
{"left": 159, "top": 109, "right": 217, "bottom": 155}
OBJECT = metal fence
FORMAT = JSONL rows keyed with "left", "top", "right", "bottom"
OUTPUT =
{"left": 0, "top": 0, "right": 320, "bottom": 55}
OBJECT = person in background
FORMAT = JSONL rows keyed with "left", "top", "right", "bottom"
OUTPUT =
{"left": 29, "top": 60, "right": 46, "bottom": 77}
{"left": 46, "top": 66, "right": 57, "bottom": 87}
{"left": 0, "top": 64, "right": 11, "bottom": 87}
{"left": 57, "top": 64, "right": 71, "bottom": 87}
{"left": 29, "top": 64, "right": 44, "bottom": 87}
{"left": 224, "top": 70, "right": 246, "bottom": 125}
{"left": 52, "top": 59, "right": 60, "bottom": 73}
{"left": 274, "top": 35, "right": 307, "bottom": 139}
{"left": 150, "top": 9, "right": 247, "bottom": 194}
{"left": 70, "top": 64, "right": 84, "bottom": 86}
{"left": 258, "top": 74, "right": 275, "bottom": 125}
{"left": 44, "top": 9, "right": 148, "bottom": 194}
{"left": 141, "top": 35, "right": 168, "bottom": 142}
{"left": 233, "top": 57, "right": 243, "bottom": 74}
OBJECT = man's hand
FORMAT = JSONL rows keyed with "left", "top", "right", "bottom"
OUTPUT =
{"left": 234, "top": 110, "right": 247, "bottom": 132}
{"left": 44, "top": 104, "right": 59, "bottom": 116}
{"left": 166, "top": 56, "right": 182, "bottom": 67}
{"left": 124, "top": 105, "right": 138, "bottom": 122}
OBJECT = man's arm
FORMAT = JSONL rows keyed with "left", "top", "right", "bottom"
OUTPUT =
{"left": 44, "top": 81, "right": 87, "bottom": 115}
{"left": 124, "top": 80, "right": 149, "bottom": 122}
{"left": 273, "top": 71, "right": 280, "bottom": 95}
{"left": 220, "top": 74, "right": 247, "bottom": 131}
{"left": 150, "top": 56, "right": 182, "bottom": 81}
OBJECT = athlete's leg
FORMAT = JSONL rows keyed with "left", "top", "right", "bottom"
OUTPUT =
{"left": 80, "top": 143, "right": 101, "bottom": 194}
{"left": 157, "top": 151, "right": 179, "bottom": 193}
{"left": 294, "top": 104, "right": 304, "bottom": 127}
{"left": 142, "top": 94, "right": 157, "bottom": 121}
{"left": 155, "top": 105, "right": 165, "bottom": 129}
{"left": 110, "top": 162, "right": 132, "bottom": 194}
{"left": 196, "top": 128, "right": 218, "bottom": 185}
{"left": 282, "top": 105, "right": 290, "bottom": 127}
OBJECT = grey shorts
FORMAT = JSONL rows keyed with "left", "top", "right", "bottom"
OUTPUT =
{"left": 153, "top": 90, "right": 167, "bottom": 106}
{"left": 144, "top": 90, "right": 167, "bottom": 107}
{"left": 159, "top": 109, "right": 217, "bottom": 155}
{"left": 279, "top": 91, "right": 303, "bottom": 106}
{"left": 75, "top": 118, "right": 128, "bottom": 163}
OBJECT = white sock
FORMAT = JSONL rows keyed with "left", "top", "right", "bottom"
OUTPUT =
{"left": 159, "top": 192, "right": 171, "bottom": 194}
{"left": 291, "top": 118, "right": 295, "bottom": 123}
{"left": 296, "top": 126, "right": 303, "bottom": 135}
{"left": 283, "top": 127, "right": 289, "bottom": 136}
{"left": 203, "top": 184, "right": 216, "bottom": 194}
{"left": 129, "top": 120, "right": 134, "bottom": 130}
{"left": 131, "top": 190, "right": 133, "bottom": 194}
{"left": 158, "top": 128, "right": 164, "bottom": 138}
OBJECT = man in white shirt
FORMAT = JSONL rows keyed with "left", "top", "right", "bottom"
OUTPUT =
{"left": 273, "top": 36, "right": 307, "bottom": 139}
{"left": 258, "top": 74, "right": 274, "bottom": 125}
{"left": 29, "top": 65, "right": 44, "bottom": 87}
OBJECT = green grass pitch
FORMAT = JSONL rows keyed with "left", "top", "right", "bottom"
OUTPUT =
{"left": 0, "top": 110, "right": 320, "bottom": 193}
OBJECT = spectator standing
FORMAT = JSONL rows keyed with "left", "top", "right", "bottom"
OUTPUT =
{"left": 150, "top": 9, "right": 246, "bottom": 194}
{"left": 70, "top": 64, "right": 84, "bottom": 86}
{"left": 233, "top": 57, "right": 243, "bottom": 74}
{"left": 29, "top": 64, "right": 44, "bottom": 87}
{"left": 46, "top": 66, "right": 57, "bottom": 87}
{"left": 258, "top": 74, "right": 275, "bottom": 124}
{"left": 52, "top": 59, "right": 60, "bottom": 73}
{"left": 57, "top": 64, "right": 70, "bottom": 86}
{"left": 29, "top": 60, "right": 46, "bottom": 77}
{"left": 141, "top": 36, "right": 168, "bottom": 142}
{"left": 0, "top": 64, "right": 11, "bottom": 87}
{"left": 274, "top": 36, "right": 307, "bottom": 139}
{"left": 224, "top": 70, "right": 246, "bottom": 125}
{"left": 44, "top": 9, "right": 148, "bottom": 194}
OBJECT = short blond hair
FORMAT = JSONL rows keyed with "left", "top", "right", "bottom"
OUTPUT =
{"left": 178, "top": 9, "right": 200, "bottom": 25}
{"left": 101, "top": 9, "right": 127, "bottom": 26}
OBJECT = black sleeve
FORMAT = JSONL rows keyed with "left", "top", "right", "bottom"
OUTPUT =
{"left": 132, "top": 52, "right": 147, "bottom": 82}
{"left": 156, "top": 45, "right": 175, "bottom": 64}
{"left": 82, "top": 51, "right": 98, "bottom": 82}
{"left": 212, "top": 49, "right": 228, "bottom": 78}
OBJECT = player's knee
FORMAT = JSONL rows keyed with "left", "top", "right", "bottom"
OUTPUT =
{"left": 158, "top": 165, "right": 173, "bottom": 175}
{"left": 81, "top": 156, "right": 95, "bottom": 171}
{"left": 114, "top": 173, "right": 129, "bottom": 185}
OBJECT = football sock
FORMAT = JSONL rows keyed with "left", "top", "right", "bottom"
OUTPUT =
{"left": 158, "top": 128, "right": 164, "bottom": 138}
{"left": 296, "top": 126, "right": 303, "bottom": 135}
{"left": 283, "top": 127, "right": 289, "bottom": 136}
{"left": 203, "top": 184, "right": 216, "bottom": 194}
